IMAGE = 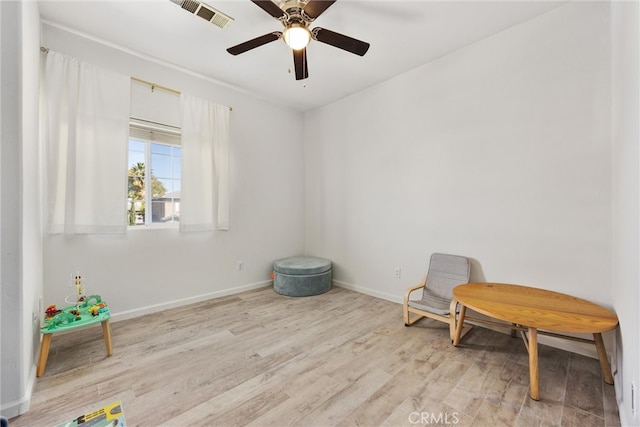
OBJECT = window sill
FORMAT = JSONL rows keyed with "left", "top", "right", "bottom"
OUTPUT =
{"left": 127, "top": 224, "right": 179, "bottom": 231}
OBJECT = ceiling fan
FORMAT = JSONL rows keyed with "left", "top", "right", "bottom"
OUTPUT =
{"left": 227, "top": 0, "right": 370, "bottom": 80}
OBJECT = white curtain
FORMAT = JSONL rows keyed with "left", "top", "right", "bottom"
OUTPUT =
{"left": 44, "top": 51, "right": 130, "bottom": 234}
{"left": 180, "top": 94, "right": 230, "bottom": 232}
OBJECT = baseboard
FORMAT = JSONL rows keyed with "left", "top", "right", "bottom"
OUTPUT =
{"left": 109, "top": 279, "right": 607, "bottom": 361}
{"left": 35, "top": 278, "right": 607, "bottom": 364}
{"left": 110, "top": 280, "right": 273, "bottom": 322}
{"left": 0, "top": 364, "right": 36, "bottom": 418}
{"left": 2, "top": 282, "right": 273, "bottom": 418}
{"left": 332, "top": 280, "right": 403, "bottom": 304}
{"left": 333, "top": 279, "right": 605, "bottom": 361}
{"left": 6, "top": 278, "right": 612, "bottom": 421}
{"left": 462, "top": 314, "right": 601, "bottom": 360}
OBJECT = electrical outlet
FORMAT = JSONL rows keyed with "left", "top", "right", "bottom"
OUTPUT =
{"left": 393, "top": 267, "right": 401, "bottom": 279}
{"left": 236, "top": 260, "right": 244, "bottom": 271}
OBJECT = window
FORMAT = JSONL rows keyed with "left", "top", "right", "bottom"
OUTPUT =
{"left": 127, "top": 119, "right": 181, "bottom": 227}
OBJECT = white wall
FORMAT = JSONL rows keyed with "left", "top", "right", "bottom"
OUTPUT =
{"left": 0, "top": 1, "right": 23, "bottom": 417}
{"left": 4, "top": 0, "right": 635, "bottom": 421}
{"left": 0, "top": 0, "right": 43, "bottom": 418}
{"left": 612, "top": 1, "right": 640, "bottom": 425}
{"left": 21, "top": 0, "right": 43, "bottom": 414}
{"left": 305, "top": 1, "right": 612, "bottom": 354}
{"left": 40, "top": 23, "right": 306, "bottom": 318}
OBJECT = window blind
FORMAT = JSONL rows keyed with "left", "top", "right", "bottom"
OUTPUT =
{"left": 129, "top": 117, "right": 181, "bottom": 145}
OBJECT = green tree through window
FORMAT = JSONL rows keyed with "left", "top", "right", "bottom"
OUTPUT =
{"left": 127, "top": 137, "right": 180, "bottom": 227}
{"left": 127, "top": 161, "right": 168, "bottom": 226}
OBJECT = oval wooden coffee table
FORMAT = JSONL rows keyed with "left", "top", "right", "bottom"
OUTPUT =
{"left": 452, "top": 283, "right": 618, "bottom": 401}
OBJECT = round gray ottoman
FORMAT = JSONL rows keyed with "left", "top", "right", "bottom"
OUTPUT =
{"left": 273, "top": 256, "right": 332, "bottom": 297}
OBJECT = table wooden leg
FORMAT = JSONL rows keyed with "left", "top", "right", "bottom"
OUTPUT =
{"left": 101, "top": 319, "right": 113, "bottom": 356}
{"left": 528, "top": 327, "right": 539, "bottom": 400}
{"left": 510, "top": 323, "right": 518, "bottom": 338}
{"left": 37, "top": 334, "right": 52, "bottom": 377}
{"left": 594, "top": 333, "right": 614, "bottom": 385}
{"left": 453, "top": 305, "right": 467, "bottom": 347}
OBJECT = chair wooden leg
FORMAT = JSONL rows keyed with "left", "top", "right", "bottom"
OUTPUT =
{"left": 403, "top": 304, "right": 410, "bottom": 325}
{"left": 403, "top": 278, "right": 427, "bottom": 326}
{"left": 404, "top": 308, "right": 425, "bottom": 326}
{"left": 449, "top": 316, "right": 456, "bottom": 340}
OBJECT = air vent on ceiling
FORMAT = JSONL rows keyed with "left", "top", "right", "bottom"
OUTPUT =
{"left": 170, "top": 0, "right": 234, "bottom": 30}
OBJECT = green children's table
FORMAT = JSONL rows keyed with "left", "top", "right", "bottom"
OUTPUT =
{"left": 37, "top": 297, "right": 113, "bottom": 377}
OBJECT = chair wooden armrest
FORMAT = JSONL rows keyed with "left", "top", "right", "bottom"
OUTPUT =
{"left": 403, "top": 276, "right": 427, "bottom": 305}
{"left": 449, "top": 298, "right": 459, "bottom": 316}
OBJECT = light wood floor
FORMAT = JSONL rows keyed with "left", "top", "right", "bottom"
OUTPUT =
{"left": 11, "top": 286, "right": 620, "bottom": 427}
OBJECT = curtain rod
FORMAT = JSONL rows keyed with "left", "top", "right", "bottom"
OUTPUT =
{"left": 131, "top": 76, "right": 181, "bottom": 95}
{"left": 41, "top": 47, "right": 231, "bottom": 111}
{"left": 131, "top": 76, "right": 232, "bottom": 110}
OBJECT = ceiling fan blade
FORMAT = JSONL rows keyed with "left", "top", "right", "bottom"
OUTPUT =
{"left": 227, "top": 32, "right": 282, "bottom": 55}
{"left": 251, "top": 0, "right": 285, "bottom": 18}
{"left": 303, "top": 0, "right": 337, "bottom": 19}
{"left": 293, "top": 48, "right": 309, "bottom": 80}
{"left": 312, "top": 27, "right": 370, "bottom": 56}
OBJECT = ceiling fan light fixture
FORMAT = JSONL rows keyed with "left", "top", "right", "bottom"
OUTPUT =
{"left": 227, "top": 0, "right": 369, "bottom": 80}
{"left": 283, "top": 24, "right": 311, "bottom": 50}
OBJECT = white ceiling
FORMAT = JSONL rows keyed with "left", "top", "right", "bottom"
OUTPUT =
{"left": 38, "top": 0, "right": 566, "bottom": 112}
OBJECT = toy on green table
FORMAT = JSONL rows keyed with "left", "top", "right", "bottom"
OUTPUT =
{"left": 70, "top": 271, "right": 86, "bottom": 310}
{"left": 88, "top": 302, "right": 108, "bottom": 316}
{"left": 46, "top": 312, "right": 77, "bottom": 330}
{"left": 42, "top": 271, "right": 110, "bottom": 331}
{"left": 44, "top": 305, "right": 62, "bottom": 321}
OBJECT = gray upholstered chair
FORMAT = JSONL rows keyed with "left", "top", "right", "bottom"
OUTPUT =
{"left": 403, "top": 253, "right": 472, "bottom": 341}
